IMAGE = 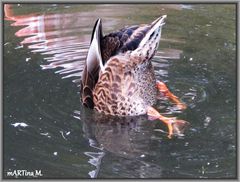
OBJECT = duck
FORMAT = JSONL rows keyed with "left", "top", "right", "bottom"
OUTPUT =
{"left": 80, "top": 15, "right": 189, "bottom": 138}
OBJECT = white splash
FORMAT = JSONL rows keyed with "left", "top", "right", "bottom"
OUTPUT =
{"left": 11, "top": 122, "right": 28, "bottom": 128}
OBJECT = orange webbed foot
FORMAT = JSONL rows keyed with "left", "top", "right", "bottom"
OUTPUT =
{"left": 156, "top": 81, "right": 187, "bottom": 110}
{"left": 147, "top": 106, "right": 189, "bottom": 139}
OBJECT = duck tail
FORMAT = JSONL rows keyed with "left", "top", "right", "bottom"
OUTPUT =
{"left": 132, "top": 15, "right": 167, "bottom": 60}
{"left": 81, "top": 19, "right": 103, "bottom": 108}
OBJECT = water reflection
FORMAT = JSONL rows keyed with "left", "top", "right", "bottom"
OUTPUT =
{"left": 5, "top": 4, "right": 184, "bottom": 85}
{"left": 75, "top": 110, "right": 166, "bottom": 178}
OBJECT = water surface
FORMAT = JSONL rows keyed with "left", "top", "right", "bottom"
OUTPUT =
{"left": 3, "top": 4, "right": 237, "bottom": 178}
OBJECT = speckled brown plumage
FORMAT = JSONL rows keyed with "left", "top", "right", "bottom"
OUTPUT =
{"left": 93, "top": 55, "right": 157, "bottom": 116}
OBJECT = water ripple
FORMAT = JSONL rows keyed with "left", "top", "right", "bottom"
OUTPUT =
{"left": 5, "top": 5, "right": 183, "bottom": 88}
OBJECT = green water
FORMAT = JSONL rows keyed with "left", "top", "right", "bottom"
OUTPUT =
{"left": 3, "top": 4, "right": 237, "bottom": 178}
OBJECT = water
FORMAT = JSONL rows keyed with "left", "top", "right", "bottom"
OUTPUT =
{"left": 3, "top": 4, "right": 237, "bottom": 179}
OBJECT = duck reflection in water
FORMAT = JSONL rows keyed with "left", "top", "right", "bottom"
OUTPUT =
{"left": 80, "top": 112, "right": 164, "bottom": 177}
{"left": 82, "top": 112, "right": 153, "bottom": 158}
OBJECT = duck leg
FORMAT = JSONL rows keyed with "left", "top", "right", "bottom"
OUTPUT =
{"left": 147, "top": 107, "right": 189, "bottom": 138}
{"left": 156, "top": 81, "right": 187, "bottom": 110}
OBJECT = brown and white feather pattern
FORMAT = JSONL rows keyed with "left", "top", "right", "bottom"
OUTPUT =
{"left": 93, "top": 54, "right": 157, "bottom": 116}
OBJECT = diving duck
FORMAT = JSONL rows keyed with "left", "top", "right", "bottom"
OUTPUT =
{"left": 80, "top": 15, "right": 189, "bottom": 138}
